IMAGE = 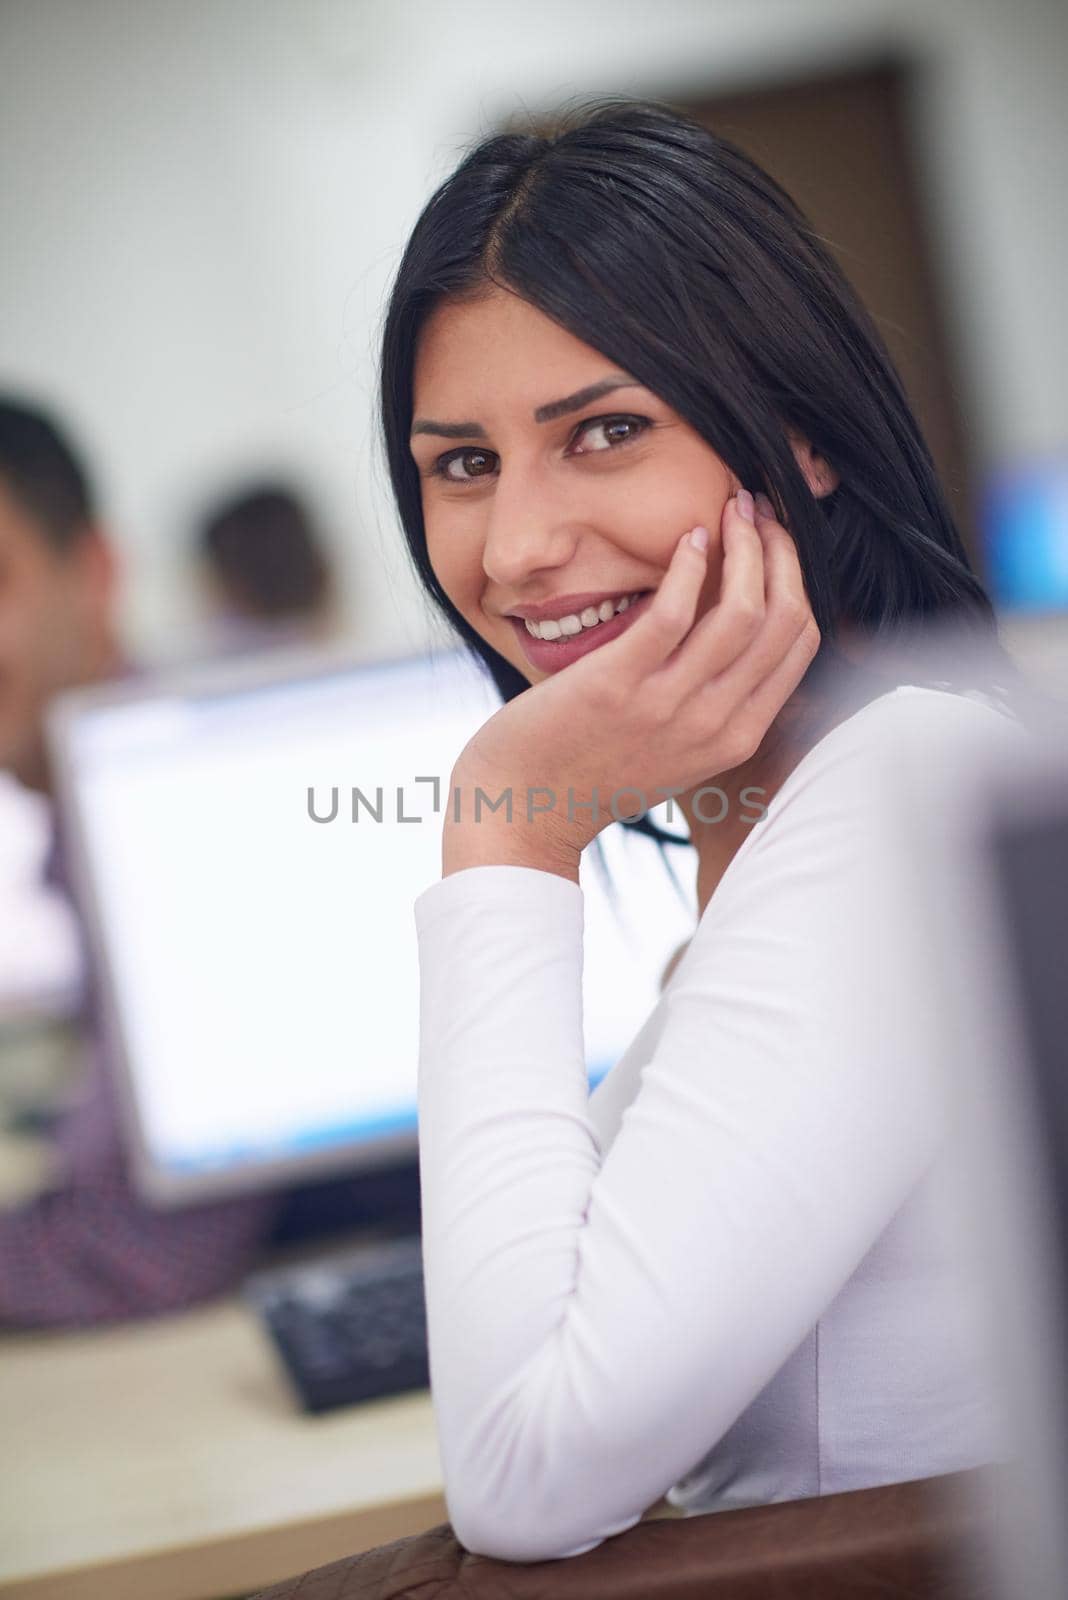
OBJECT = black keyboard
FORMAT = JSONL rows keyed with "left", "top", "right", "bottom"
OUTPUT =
{"left": 244, "top": 1234, "right": 429, "bottom": 1414}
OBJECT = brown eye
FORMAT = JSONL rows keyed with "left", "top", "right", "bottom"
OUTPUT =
{"left": 433, "top": 447, "right": 498, "bottom": 484}
{"left": 571, "top": 415, "right": 648, "bottom": 453}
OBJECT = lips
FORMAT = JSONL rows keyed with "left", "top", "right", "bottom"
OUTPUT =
{"left": 511, "top": 589, "right": 656, "bottom": 672}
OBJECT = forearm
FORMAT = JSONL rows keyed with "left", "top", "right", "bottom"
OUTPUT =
{"left": 440, "top": 768, "right": 584, "bottom": 884}
{"left": 415, "top": 864, "right": 623, "bottom": 1557}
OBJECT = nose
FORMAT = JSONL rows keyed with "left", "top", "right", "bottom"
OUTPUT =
{"left": 480, "top": 468, "right": 579, "bottom": 589}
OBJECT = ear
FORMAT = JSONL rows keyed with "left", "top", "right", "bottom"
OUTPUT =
{"left": 786, "top": 429, "right": 840, "bottom": 499}
{"left": 71, "top": 524, "right": 121, "bottom": 622}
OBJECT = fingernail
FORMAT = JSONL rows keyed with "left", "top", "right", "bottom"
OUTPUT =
{"left": 754, "top": 491, "right": 774, "bottom": 519}
{"left": 735, "top": 488, "right": 755, "bottom": 523}
{"left": 689, "top": 524, "right": 709, "bottom": 551}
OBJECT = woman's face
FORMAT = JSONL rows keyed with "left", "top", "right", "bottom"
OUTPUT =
{"left": 409, "top": 286, "right": 739, "bottom": 686}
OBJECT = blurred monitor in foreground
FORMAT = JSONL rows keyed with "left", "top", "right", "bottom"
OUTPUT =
{"left": 974, "top": 736, "right": 1068, "bottom": 1600}
{"left": 878, "top": 624, "right": 1068, "bottom": 1600}
{"left": 46, "top": 645, "right": 696, "bottom": 1210}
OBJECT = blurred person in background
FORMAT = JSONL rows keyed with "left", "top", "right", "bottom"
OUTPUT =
{"left": 0, "top": 396, "right": 374, "bottom": 1328}
{"left": 0, "top": 400, "right": 125, "bottom": 793}
{"left": 0, "top": 769, "right": 83, "bottom": 1021}
{"left": 195, "top": 480, "right": 339, "bottom": 657}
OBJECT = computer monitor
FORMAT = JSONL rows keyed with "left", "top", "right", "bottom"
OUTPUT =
{"left": 982, "top": 451, "right": 1068, "bottom": 613}
{"left": 46, "top": 644, "right": 697, "bottom": 1209}
{"left": 888, "top": 662, "right": 1068, "bottom": 1600}
{"left": 976, "top": 738, "right": 1068, "bottom": 1600}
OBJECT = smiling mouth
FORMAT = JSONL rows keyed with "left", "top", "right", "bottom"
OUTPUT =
{"left": 509, "top": 589, "right": 657, "bottom": 671}
{"left": 519, "top": 590, "right": 653, "bottom": 640}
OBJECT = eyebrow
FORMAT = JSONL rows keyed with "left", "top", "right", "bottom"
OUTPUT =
{"left": 410, "top": 375, "right": 642, "bottom": 439}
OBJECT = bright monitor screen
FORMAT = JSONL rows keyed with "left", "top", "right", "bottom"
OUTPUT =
{"left": 49, "top": 647, "right": 697, "bottom": 1206}
{"left": 982, "top": 453, "right": 1068, "bottom": 612}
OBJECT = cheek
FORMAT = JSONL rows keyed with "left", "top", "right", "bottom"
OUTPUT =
{"left": 0, "top": 588, "right": 38, "bottom": 660}
{"left": 609, "top": 476, "right": 723, "bottom": 568}
{"left": 5, "top": 584, "right": 75, "bottom": 683}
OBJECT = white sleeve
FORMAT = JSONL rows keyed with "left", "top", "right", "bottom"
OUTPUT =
{"left": 412, "top": 693, "right": 999, "bottom": 1563}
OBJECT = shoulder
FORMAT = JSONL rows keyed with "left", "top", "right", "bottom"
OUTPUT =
{"left": 763, "top": 684, "right": 1026, "bottom": 832}
{"left": 786, "top": 683, "right": 1024, "bottom": 791}
{"left": 705, "top": 685, "right": 1027, "bottom": 923}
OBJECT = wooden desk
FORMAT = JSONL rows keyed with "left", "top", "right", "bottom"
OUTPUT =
{"left": 0, "top": 1296, "right": 446, "bottom": 1600}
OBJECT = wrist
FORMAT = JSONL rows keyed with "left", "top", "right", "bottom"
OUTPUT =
{"left": 442, "top": 766, "right": 583, "bottom": 882}
{"left": 441, "top": 816, "right": 582, "bottom": 883}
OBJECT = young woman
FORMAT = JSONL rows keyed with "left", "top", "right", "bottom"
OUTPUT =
{"left": 377, "top": 98, "right": 1025, "bottom": 1562}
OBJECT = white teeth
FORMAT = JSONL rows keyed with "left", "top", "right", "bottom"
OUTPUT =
{"left": 525, "top": 592, "right": 647, "bottom": 640}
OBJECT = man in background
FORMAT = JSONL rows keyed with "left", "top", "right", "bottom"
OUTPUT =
{"left": 0, "top": 396, "right": 410, "bottom": 1328}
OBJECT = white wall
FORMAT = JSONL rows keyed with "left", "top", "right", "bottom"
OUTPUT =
{"left": 0, "top": 0, "right": 1064, "bottom": 665}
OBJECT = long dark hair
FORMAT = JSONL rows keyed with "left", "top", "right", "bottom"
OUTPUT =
{"left": 376, "top": 95, "right": 1021, "bottom": 895}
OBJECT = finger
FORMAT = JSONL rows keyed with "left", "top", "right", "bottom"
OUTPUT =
{"left": 750, "top": 497, "right": 810, "bottom": 645}
{"left": 610, "top": 519, "right": 714, "bottom": 679}
{"left": 710, "top": 511, "right": 814, "bottom": 702}
{"left": 653, "top": 491, "right": 775, "bottom": 692}
{"left": 732, "top": 615, "right": 822, "bottom": 741}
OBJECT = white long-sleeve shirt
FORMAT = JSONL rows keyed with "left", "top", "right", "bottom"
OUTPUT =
{"left": 413, "top": 684, "right": 1024, "bottom": 1562}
